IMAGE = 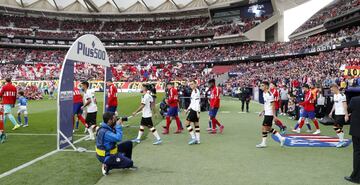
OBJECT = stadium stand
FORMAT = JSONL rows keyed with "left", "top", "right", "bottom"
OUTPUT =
{"left": 291, "top": 0, "right": 360, "bottom": 35}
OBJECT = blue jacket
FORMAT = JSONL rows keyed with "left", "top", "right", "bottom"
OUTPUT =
{"left": 97, "top": 123, "right": 123, "bottom": 153}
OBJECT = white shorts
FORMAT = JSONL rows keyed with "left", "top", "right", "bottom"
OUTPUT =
{"left": 17, "top": 106, "right": 28, "bottom": 115}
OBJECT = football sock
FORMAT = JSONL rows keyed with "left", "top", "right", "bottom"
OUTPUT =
{"left": 313, "top": 119, "right": 320, "bottom": 129}
{"left": 150, "top": 127, "right": 160, "bottom": 140}
{"left": 334, "top": 127, "right": 344, "bottom": 142}
{"left": 270, "top": 128, "right": 282, "bottom": 139}
{"left": 165, "top": 116, "right": 171, "bottom": 130}
{"left": 175, "top": 116, "right": 182, "bottom": 130}
{"left": 75, "top": 120, "right": 79, "bottom": 129}
{"left": 8, "top": 114, "right": 18, "bottom": 126}
{"left": 17, "top": 115, "right": 22, "bottom": 124}
{"left": 186, "top": 125, "right": 195, "bottom": 139}
{"left": 24, "top": 116, "right": 28, "bottom": 125}
{"left": 262, "top": 132, "right": 268, "bottom": 145}
{"left": 137, "top": 126, "right": 145, "bottom": 140}
{"left": 298, "top": 118, "right": 305, "bottom": 129}
{"left": 77, "top": 114, "right": 88, "bottom": 127}
{"left": 195, "top": 125, "right": 200, "bottom": 141}
{"left": 306, "top": 123, "right": 311, "bottom": 130}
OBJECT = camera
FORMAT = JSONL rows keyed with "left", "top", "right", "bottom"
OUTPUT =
{"left": 117, "top": 117, "right": 129, "bottom": 122}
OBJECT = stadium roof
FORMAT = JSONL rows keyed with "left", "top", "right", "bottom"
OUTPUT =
{"left": 0, "top": 0, "right": 238, "bottom": 14}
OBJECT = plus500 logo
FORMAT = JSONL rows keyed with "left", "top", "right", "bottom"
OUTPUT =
{"left": 77, "top": 41, "right": 106, "bottom": 60}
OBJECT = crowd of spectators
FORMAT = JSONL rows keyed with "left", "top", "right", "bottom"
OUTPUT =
{"left": 0, "top": 60, "right": 209, "bottom": 83}
{"left": 0, "top": 15, "right": 271, "bottom": 40}
{"left": 91, "top": 26, "right": 353, "bottom": 63}
{"left": 224, "top": 47, "right": 360, "bottom": 93}
{"left": 292, "top": 0, "right": 360, "bottom": 35}
{"left": 18, "top": 85, "right": 43, "bottom": 100}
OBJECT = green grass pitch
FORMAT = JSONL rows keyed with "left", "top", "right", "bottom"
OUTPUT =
{"left": 0, "top": 95, "right": 354, "bottom": 185}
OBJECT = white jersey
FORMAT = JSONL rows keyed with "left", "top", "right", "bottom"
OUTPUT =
{"left": 334, "top": 93, "right": 347, "bottom": 115}
{"left": 188, "top": 88, "right": 201, "bottom": 112}
{"left": 263, "top": 91, "right": 274, "bottom": 116}
{"left": 84, "top": 89, "right": 97, "bottom": 113}
{"left": 141, "top": 92, "right": 153, "bottom": 118}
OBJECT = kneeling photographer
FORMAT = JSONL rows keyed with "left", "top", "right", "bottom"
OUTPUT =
{"left": 96, "top": 112, "right": 137, "bottom": 176}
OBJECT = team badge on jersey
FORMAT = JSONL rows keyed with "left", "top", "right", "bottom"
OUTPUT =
{"left": 272, "top": 134, "right": 352, "bottom": 147}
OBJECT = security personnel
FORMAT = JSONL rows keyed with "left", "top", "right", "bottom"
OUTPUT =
{"left": 239, "top": 84, "right": 251, "bottom": 112}
{"left": 345, "top": 96, "right": 360, "bottom": 183}
{"left": 96, "top": 112, "right": 136, "bottom": 176}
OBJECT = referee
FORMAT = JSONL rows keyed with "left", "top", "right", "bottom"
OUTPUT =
{"left": 185, "top": 80, "right": 201, "bottom": 145}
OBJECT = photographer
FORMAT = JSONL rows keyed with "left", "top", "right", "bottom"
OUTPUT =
{"left": 96, "top": 112, "right": 136, "bottom": 176}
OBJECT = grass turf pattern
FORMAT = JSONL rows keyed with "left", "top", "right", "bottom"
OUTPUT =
{"left": 0, "top": 96, "right": 354, "bottom": 185}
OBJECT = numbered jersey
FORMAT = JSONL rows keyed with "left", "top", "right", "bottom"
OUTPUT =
{"left": 84, "top": 89, "right": 97, "bottom": 113}
{"left": 209, "top": 86, "right": 220, "bottom": 108}
{"left": 73, "top": 87, "right": 83, "bottom": 104}
{"left": 0, "top": 83, "right": 17, "bottom": 105}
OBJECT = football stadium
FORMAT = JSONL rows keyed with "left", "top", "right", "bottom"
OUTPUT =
{"left": 0, "top": 0, "right": 359, "bottom": 184}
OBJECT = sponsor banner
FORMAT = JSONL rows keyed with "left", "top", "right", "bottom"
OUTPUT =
{"left": 58, "top": 34, "right": 111, "bottom": 150}
{"left": 58, "top": 59, "right": 75, "bottom": 149}
{"left": 66, "top": 34, "right": 110, "bottom": 67}
{"left": 272, "top": 134, "right": 352, "bottom": 147}
{"left": 11, "top": 80, "right": 185, "bottom": 92}
{"left": 11, "top": 81, "right": 58, "bottom": 89}
{"left": 344, "top": 66, "right": 360, "bottom": 78}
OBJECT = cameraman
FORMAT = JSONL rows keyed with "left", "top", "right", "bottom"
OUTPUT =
{"left": 96, "top": 112, "right": 136, "bottom": 176}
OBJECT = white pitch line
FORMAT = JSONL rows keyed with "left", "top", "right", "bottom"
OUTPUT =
{"left": 7, "top": 133, "right": 87, "bottom": 137}
{"left": 221, "top": 111, "right": 230, "bottom": 113}
{"left": 0, "top": 134, "right": 91, "bottom": 179}
{"left": 0, "top": 101, "right": 162, "bottom": 178}
{"left": 62, "top": 149, "right": 96, "bottom": 153}
{"left": 0, "top": 150, "right": 58, "bottom": 179}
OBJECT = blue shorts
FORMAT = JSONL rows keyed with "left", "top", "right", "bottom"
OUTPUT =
{"left": 167, "top": 106, "right": 178, "bottom": 117}
{"left": 301, "top": 110, "right": 315, "bottom": 120}
{"left": 73, "top": 103, "right": 83, "bottom": 115}
{"left": 107, "top": 106, "right": 117, "bottom": 113}
{"left": 209, "top": 108, "right": 219, "bottom": 118}
{"left": 3, "top": 104, "right": 13, "bottom": 114}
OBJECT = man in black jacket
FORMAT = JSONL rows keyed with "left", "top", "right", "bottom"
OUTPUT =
{"left": 345, "top": 96, "right": 360, "bottom": 184}
{"left": 239, "top": 84, "right": 251, "bottom": 112}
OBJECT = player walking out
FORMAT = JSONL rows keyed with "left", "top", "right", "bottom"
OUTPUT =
{"left": 163, "top": 82, "right": 182, "bottom": 134}
{"left": 329, "top": 84, "right": 349, "bottom": 148}
{"left": 292, "top": 108, "right": 312, "bottom": 133}
{"left": 270, "top": 82, "right": 287, "bottom": 134}
{"left": 132, "top": 84, "right": 162, "bottom": 145}
{"left": 185, "top": 80, "right": 201, "bottom": 145}
{"left": 17, "top": 91, "right": 29, "bottom": 127}
{"left": 256, "top": 81, "right": 285, "bottom": 148}
{"left": 294, "top": 84, "right": 321, "bottom": 135}
{"left": 208, "top": 79, "right": 224, "bottom": 134}
{"left": 106, "top": 80, "right": 118, "bottom": 115}
{"left": 81, "top": 81, "right": 98, "bottom": 141}
{"left": 0, "top": 78, "right": 20, "bottom": 131}
{"left": 73, "top": 86, "right": 88, "bottom": 130}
